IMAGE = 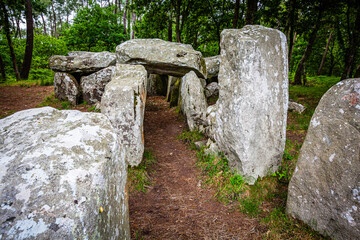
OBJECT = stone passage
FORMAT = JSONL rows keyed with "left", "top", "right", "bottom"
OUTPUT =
{"left": 214, "top": 25, "right": 288, "bottom": 184}
{"left": 287, "top": 78, "right": 360, "bottom": 240}
{"left": 0, "top": 107, "right": 130, "bottom": 239}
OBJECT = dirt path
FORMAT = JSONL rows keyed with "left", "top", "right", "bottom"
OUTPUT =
{"left": 129, "top": 96, "right": 265, "bottom": 239}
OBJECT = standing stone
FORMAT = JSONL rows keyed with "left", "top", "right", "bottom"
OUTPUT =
{"left": 101, "top": 64, "right": 147, "bottom": 167}
{"left": 205, "top": 82, "right": 219, "bottom": 98}
{"left": 169, "top": 78, "right": 181, "bottom": 108}
{"left": 54, "top": 72, "right": 80, "bottom": 105}
{"left": 181, "top": 71, "right": 208, "bottom": 132}
{"left": 215, "top": 25, "right": 288, "bottom": 184}
{"left": 49, "top": 51, "right": 116, "bottom": 74}
{"left": 0, "top": 107, "right": 130, "bottom": 239}
{"left": 80, "top": 66, "right": 115, "bottom": 105}
{"left": 166, "top": 76, "right": 180, "bottom": 102}
{"left": 116, "top": 39, "right": 207, "bottom": 78}
{"left": 205, "top": 55, "right": 220, "bottom": 79}
{"left": 287, "top": 78, "right": 360, "bottom": 240}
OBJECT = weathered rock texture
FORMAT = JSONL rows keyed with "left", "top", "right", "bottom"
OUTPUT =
{"left": 181, "top": 71, "right": 208, "bottom": 132}
{"left": 49, "top": 51, "right": 116, "bottom": 74}
{"left": 205, "top": 55, "right": 220, "bottom": 79}
{"left": 101, "top": 64, "right": 147, "bottom": 167}
{"left": 286, "top": 78, "right": 360, "bottom": 240}
{"left": 0, "top": 107, "right": 130, "bottom": 239}
{"left": 80, "top": 66, "right": 115, "bottom": 105}
{"left": 166, "top": 76, "right": 180, "bottom": 102}
{"left": 116, "top": 39, "right": 207, "bottom": 78}
{"left": 54, "top": 72, "right": 80, "bottom": 105}
{"left": 288, "top": 101, "right": 306, "bottom": 114}
{"left": 215, "top": 25, "right": 288, "bottom": 184}
{"left": 205, "top": 82, "right": 219, "bottom": 98}
{"left": 147, "top": 74, "right": 168, "bottom": 96}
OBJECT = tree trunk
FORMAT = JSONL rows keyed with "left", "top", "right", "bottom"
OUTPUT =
{"left": 232, "top": 0, "right": 240, "bottom": 28}
{"left": 317, "top": 31, "right": 333, "bottom": 75}
{"left": 51, "top": 1, "right": 57, "bottom": 38}
{"left": 130, "top": 0, "right": 136, "bottom": 39}
{"left": 0, "top": 1, "right": 21, "bottom": 81}
{"left": 0, "top": 54, "right": 6, "bottom": 81}
{"left": 41, "top": 12, "right": 47, "bottom": 35}
{"left": 115, "top": 0, "right": 118, "bottom": 14}
{"left": 15, "top": 16, "right": 22, "bottom": 39}
{"left": 123, "top": 0, "right": 129, "bottom": 36}
{"left": 167, "top": 11, "right": 173, "bottom": 42}
{"left": 294, "top": 8, "right": 323, "bottom": 85}
{"left": 175, "top": 0, "right": 182, "bottom": 42}
{"left": 341, "top": 3, "right": 360, "bottom": 80}
{"left": 21, "top": 0, "right": 34, "bottom": 80}
{"left": 245, "top": 0, "right": 258, "bottom": 25}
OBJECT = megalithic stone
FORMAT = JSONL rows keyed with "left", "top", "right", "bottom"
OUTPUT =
{"left": 101, "top": 64, "right": 147, "bottom": 167}
{"left": 215, "top": 25, "right": 289, "bottom": 184}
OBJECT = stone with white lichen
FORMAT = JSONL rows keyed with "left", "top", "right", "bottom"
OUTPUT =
{"left": 54, "top": 72, "right": 81, "bottom": 106}
{"left": 116, "top": 38, "right": 207, "bottom": 78}
{"left": 101, "top": 64, "right": 147, "bottom": 167}
{"left": 215, "top": 25, "right": 289, "bottom": 184}
{"left": 286, "top": 78, "right": 360, "bottom": 239}
{"left": 0, "top": 107, "right": 130, "bottom": 239}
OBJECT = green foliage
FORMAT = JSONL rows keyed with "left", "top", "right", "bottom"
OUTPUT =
{"left": 87, "top": 106, "right": 101, "bottom": 112}
{"left": 177, "top": 129, "right": 204, "bottom": 149}
{"left": 64, "top": 4, "right": 126, "bottom": 52}
{"left": 128, "top": 149, "right": 157, "bottom": 193}
{"left": 36, "top": 93, "right": 59, "bottom": 107}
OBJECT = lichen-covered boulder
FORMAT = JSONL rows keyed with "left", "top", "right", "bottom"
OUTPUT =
{"left": 49, "top": 51, "right": 116, "bottom": 74}
{"left": 54, "top": 72, "right": 80, "bottom": 105}
{"left": 181, "top": 71, "right": 208, "bottom": 132}
{"left": 205, "top": 82, "right": 219, "bottom": 98}
{"left": 215, "top": 25, "right": 288, "bottom": 184}
{"left": 286, "top": 78, "right": 360, "bottom": 240}
{"left": 101, "top": 64, "right": 147, "bottom": 167}
{"left": 116, "top": 39, "right": 207, "bottom": 78}
{"left": 0, "top": 107, "right": 130, "bottom": 239}
{"left": 205, "top": 103, "right": 217, "bottom": 139}
{"left": 205, "top": 55, "right": 220, "bottom": 79}
{"left": 80, "top": 66, "right": 115, "bottom": 105}
{"left": 288, "top": 100, "right": 306, "bottom": 114}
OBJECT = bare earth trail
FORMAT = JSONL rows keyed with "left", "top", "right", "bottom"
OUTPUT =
{"left": 129, "top": 96, "right": 264, "bottom": 239}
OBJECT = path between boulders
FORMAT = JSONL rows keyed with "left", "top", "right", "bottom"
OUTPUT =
{"left": 129, "top": 96, "right": 264, "bottom": 239}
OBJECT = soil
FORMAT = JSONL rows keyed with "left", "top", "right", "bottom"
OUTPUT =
{"left": 129, "top": 96, "right": 265, "bottom": 239}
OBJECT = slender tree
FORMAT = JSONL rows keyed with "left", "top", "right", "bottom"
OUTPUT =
{"left": 245, "top": 0, "right": 258, "bottom": 25}
{"left": 317, "top": 31, "right": 333, "bottom": 75}
{"left": 233, "top": 0, "right": 240, "bottom": 28}
{"left": 0, "top": 54, "right": 6, "bottom": 81}
{"left": 0, "top": 1, "right": 21, "bottom": 81}
{"left": 20, "top": 0, "right": 34, "bottom": 80}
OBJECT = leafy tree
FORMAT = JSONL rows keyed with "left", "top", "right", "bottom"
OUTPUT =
{"left": 64, "top": 3, "right": 126, "bottom": 51}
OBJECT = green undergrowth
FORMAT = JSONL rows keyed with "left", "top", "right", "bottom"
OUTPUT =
{"left": 128, "top": 149, "right": 156, "bottom": 193}
{"left": 36, "top": 93, "right": 72, "bottom": 110}
{"left": 0, "top": 70, "right": 54, "bottom": 87}
{"left": 179, "top": 129, "right": 325, "bottom": 239}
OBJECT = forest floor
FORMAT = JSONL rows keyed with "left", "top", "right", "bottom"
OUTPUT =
{"left": 0, "top": 84, "right": 329, "bottom": 239}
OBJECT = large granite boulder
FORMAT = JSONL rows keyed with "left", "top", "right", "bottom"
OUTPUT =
{"left": 116, "top": 39, "right": 207, "bottom": 78}
{"left": 80, "top": 66, "right": 115, "bottom": 105}
{"left": 215, "top": 25, "right": 288, "bottom": 184}
{"left": 181, "top": 71, "right": 208, "bottom": 132}
{"left": 101, "top": 64, "right": 147, "bottom": 167}
{"left": 205, "top": 55, "right": 220, "bottom": 79}
{"left": 49, "top": 51, "right": 116, "bottom": 74}
{"left": 0, "top": 107, "right": 130, "bottom": 239}
{"left": 54, "top": 72, "right": 80, "bottom": 105}
{"left": 286, "top": 78, "right": 360, "bottom": 239}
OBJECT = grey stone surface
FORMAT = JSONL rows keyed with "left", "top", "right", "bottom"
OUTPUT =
{"left": 101, "top": 64, "right": 147, "bottom": 167}
{"left": 205, "top": 103, "right": 218, "bottom": 139}
{"left": 0, "top": 107, "right": 130, "bottom": 239}
{"left": 49, "top": 51, "right": 116, "bottom": 74}
{"left": 67, "top": 51, "right": 93, "bottom": 56}
{"left": 286, "top": 78, "right": 360, "bottom": 240}
{"left": 116, "top": 39, "right": 207, "bottom": 78}
{"left": 288, "top": 100, "right": 306, "bottom": 114}
{"left": 205, "top": 55, "right": 220, "bottom": 79}
{"left": 54, "top": 72, "right": 80, "bottom": 105}
{"left": 215, "top": 25, "right": 288, "bottom": 184}
{"left": 166, "top": 76, "right": 180, "bottom": 102}
{"left": 205, "top": 82, "right": 219, "bottom": 98}
{"left": 147, "top": 74, "right": 167, "bottom": 97}
{"left": 181, "top": 71, "right": 208, "bottom": 132}
{"left": 80, "top": 66, "right": 115, "bottom": 105}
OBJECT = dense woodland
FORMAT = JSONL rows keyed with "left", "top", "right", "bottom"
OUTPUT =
{"left": 0, "top": 0, "right": 359, "bottom": 85}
